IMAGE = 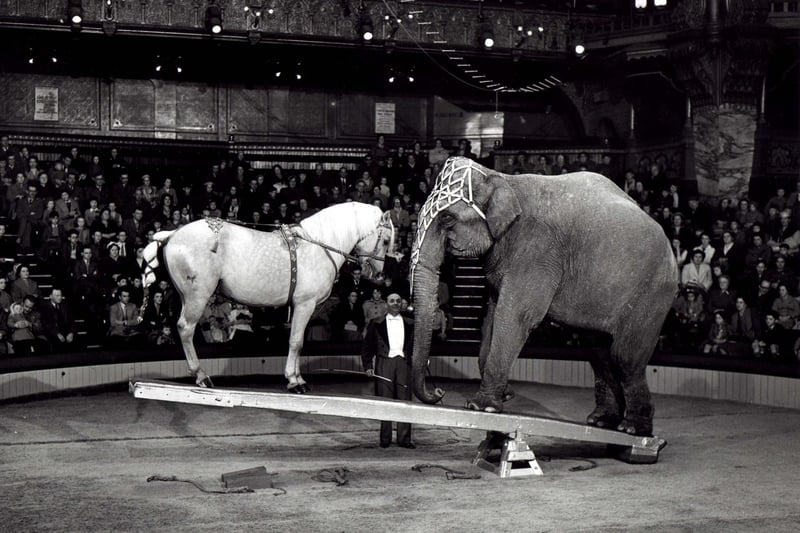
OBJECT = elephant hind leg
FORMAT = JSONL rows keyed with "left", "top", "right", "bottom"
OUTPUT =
{"left": 587, "top": 348, "right": 625, "bottom": 430}
{"left": 608, "top": 326, "right": 659, "bottom": 437}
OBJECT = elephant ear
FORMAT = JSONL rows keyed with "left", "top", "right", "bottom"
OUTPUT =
{"left": 474, "top": 173, "right": 522, "bottom": 239}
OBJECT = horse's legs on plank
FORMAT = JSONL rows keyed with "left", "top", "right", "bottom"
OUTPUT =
{"left": 285, "top": 300, "right": 315, "bottom": 393}
{"left": 177, "top": 297, "right": 213, "bottom": 387}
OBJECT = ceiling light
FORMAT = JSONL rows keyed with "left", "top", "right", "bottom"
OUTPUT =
{"left": 575, "top": 44, "right": 586, "bottom": 55}
{"left": 206, "top": 4, "right": 223, "bottom": 34}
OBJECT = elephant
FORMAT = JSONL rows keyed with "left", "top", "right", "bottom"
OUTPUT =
{"left": 410, "top": 157, "right": 678, "bottom": 437}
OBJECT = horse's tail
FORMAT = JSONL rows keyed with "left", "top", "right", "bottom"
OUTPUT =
{"left": 143, "top": 230, "right": 178, "bottom": 288}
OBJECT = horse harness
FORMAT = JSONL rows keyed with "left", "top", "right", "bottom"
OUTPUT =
{"left": 204, "top": 217, "right": 389, "bottom": 307}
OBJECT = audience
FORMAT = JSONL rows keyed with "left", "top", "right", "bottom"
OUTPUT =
{"left": 0, "top": 134, "right": 797, "bottom": 368}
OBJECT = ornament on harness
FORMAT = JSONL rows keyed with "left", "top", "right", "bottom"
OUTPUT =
{"left": 410, "top": 158, "right": 487, "bottom": 288}
{"left": 205, "top": 217, "right": 225, "bottom": 253}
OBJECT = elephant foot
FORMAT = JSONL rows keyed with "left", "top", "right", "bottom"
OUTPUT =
{"left": 586, "top": 408, "right": 622, "bottom": 430}
{"left": 616, "top": 417, "right": 653, "bottom": 437}
{"left": 465, "top": 391, "right": 503, "bottom": 413}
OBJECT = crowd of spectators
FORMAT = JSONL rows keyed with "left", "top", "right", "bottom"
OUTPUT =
{"left": 0, "top": 133, "right": 471, "bottom": 354}
{"left": 0, "top": 132, "right": 797, "bottom": 365}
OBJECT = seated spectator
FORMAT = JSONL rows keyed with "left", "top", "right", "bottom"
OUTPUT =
{"left": 150, "top": 324, "right": 176, "bottom": 346}
{"left": 0, "top": 224, "right": 19, "bottom": 277}
{"left": 39, "top": 287, "right": 78, "bottom": 352}
{"left": 702, "top": 310, "right": 730, "bottom": 355}
{"left": 671, "top": 238, "right": 688, "bottom": 278}
{"left": 717, "top": 231, "right": 745, "bottom": 280}
{"left": 771, "top": 283, "right": 800, "bottom": 330}
{"left": 693, "top": 234, "right": 715, "bottom": 265}
{"left": 100, "top": 242, "right": 127, "bottom": 290}
{"left": 305, "top": 295, "right": 339, "bottom": 342}
{"left": 7, "top": 296, "right": 46, "bottom": 354}
{"left": 228, "top": 303, "right": 255, "bottom": 345}
{"left": 54, "top": 190, "right": 80, "bottom": 230}
{"left": 141, "top": 290, "right": 172, "bottom": 337}
{"left": 744, "top": 234, "right": 772, "bottom": 273}
{"left": 10, "top": 265, "right": 40, "bottom": 304}
{"left": 107, "top": 288, "right": 144, "bottom": 345}
{"left": 681, "top": 249, "right": 712, "bottom": 294}
{"left": 332, "top": 290, "right": 364, "bottom": 342}
{"left": 766, "top": 210, "right": 800, "bottom": 255}
{"left": 200, "top": 295, "right": 231, "bottom": 344}
{"left": 37, "top": 212, "right": 65, "bottom": 263}
{"left": 0, "top": 276, "right": 11, "bottom": 312}
{"left": 706, "top": 275, "right": 737, "bottom": 318}
{"left": 363, "top": 287, "right": 388, "bottom": 328}
{"left": 766, "top": 256, "right": 796, "bottom": 290}
{"left": 753, "top": 311, "right": 789, "bottom": 360}
{"left": 726, "top": 297, "right": 761, "bottom": 356}
{"left": 673, "top": 288, "right": 706, "bottom": 349}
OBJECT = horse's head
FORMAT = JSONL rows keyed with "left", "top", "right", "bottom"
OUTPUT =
{"left": 355, "top": 211, "right": 395, "bottom": 279}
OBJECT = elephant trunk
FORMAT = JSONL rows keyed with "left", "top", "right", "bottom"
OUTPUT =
{"left": 411, "top": 230, "right": 447, "bottom": 404}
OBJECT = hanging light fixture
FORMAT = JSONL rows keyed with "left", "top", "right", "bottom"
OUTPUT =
{"left": 205, "top": 2, "right": 223, "bottom": 35}
{"left": 358, "top": 2, "right": 374, "bottom": 42}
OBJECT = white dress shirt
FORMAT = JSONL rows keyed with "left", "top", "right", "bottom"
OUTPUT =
{"left": 386, "top": 314, "right": 405, "bottom": 358}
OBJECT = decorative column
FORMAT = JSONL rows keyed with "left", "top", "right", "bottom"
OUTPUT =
{"left": 669, "top": 0, "right": 775, "bottom": 199}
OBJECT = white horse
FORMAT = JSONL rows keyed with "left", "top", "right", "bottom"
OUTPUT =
{"left": 142, "top": 202, "right": 395, "bottom": 392}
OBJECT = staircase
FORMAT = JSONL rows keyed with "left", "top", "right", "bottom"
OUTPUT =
{"left": 447, "top": 258, "right": 487, "bottom": 343}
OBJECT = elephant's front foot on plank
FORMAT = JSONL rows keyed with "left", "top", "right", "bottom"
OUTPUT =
{"left": 586, "top": 407, "right": 622, "bottom": 430}
{"left": 465, "top": 390, "right": 503, "bottom": 413}
{"left": 616, "top": 416, "right": 653, "bottom": 437}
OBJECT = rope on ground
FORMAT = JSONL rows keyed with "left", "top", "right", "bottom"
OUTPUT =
{"left": 146, "top": 475, "right": 287, "bottom": 495}
{"left": 535, "top": 456, "right": 598, "bottom": 472}
{"left": 411, "top": 463, "right": 481, "bottom": 480}
{"left": 312, "top": 467, "right": 350, "bottom": 486}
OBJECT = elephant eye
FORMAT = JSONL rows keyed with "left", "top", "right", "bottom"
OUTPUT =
{"left": 439, "top": 213, "right": 456, "bottom": 227}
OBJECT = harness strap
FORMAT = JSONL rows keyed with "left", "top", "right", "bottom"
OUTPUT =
{"left": 280, "top": 224, "right": 299, "bottom": 308}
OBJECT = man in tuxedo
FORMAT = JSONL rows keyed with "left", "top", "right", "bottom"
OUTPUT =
{"left": 361, "top": 292, "right": 415, "bottom": 449}
{"left": 40, "top": 287, "right": 78, "bottom": 352}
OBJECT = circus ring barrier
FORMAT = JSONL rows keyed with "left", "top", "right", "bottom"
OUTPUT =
{"left": 2, "top": 342, "right": 799, "bottom": 409}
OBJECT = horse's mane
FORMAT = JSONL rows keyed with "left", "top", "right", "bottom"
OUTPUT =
{"left": 300, "top": 202, "right": 382, "bottom": 250}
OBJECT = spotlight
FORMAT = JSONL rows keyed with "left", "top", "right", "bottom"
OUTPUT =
{"left": 359, "top": 12, "right": 374, "bottom": 41}
{"left": 205, "top": 3, "right": 223, "bottom": 34}
{"left": 388, "top": 75, "right": 395, "bottom": 83}
{"left": 537, "top": 25, "right": 544, "bottom": 33}
{"left": 575, "top": 44, "right": 585, "bottom": 55}
{"left": 479, "top": 18, "right": 494, "bottom": 49}
{"left": 51, "top": 56, "right": 58, "bottom": 63}
{"left": 407, "top": 74, "right": 414, "bottom": 83}
{"left": 68, "top": 0, "right": 83, "bottom": 25}
{"left": 28, "top": 57, "right": 34, "bottom": 65}
{"left": 275, "top": 70, "right": 281, "bottom": 78}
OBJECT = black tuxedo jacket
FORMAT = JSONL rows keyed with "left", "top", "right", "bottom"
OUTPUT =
{"left": 361, "top": 314, "right": 414, "bottom": 370}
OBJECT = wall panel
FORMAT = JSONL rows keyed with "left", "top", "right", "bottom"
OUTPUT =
{"left": 0, "top": 73, "right": 100, "bottom": 130}
{"left": 228, "top": 86, "right": 270, "bottom": 135}
{"left": 337, "top": 93, "right": 373, "bottom": 139}
{"left": 112, "top": 79, "right": 156, "bottom": 131}
{"left": 176, "top": 83, "right": 217, "bottom": 132}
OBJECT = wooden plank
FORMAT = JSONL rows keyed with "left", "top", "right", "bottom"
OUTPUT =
{"left": 131, "top": 379, "right": 665, "bottom": 453}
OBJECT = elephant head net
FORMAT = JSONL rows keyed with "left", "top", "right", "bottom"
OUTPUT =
{"left": 410, "top": 157, "right": 487, "bottom": 292}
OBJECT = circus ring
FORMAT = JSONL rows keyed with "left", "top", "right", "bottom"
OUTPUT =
{"left": 2, "top": 343, "right": 799, "bottom": 532}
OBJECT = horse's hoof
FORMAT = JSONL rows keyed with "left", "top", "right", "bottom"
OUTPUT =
{"left": 288, "top": 384, "right": 305, "bottom": 394}
{"left": 198, "top": 377, "right": 214, "bottom": 388}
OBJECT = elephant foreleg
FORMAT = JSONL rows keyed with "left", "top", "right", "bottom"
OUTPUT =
{"left": 478, "top": 298, "right": 515, "bottom": 403}
{"left": 466, "top": 290, "right": 547, "bottom": 413}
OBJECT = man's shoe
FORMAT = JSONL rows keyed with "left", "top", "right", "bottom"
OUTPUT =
{"left": 399, "top": 443, "right": 416, "bottom": 449}
{"left": 380, "top": 442, "right": 391, "bottom": 448}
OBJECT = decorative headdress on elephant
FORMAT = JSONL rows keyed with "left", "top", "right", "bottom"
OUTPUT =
{"left": 410, "top": 157, "right": 522, "bottom": 290}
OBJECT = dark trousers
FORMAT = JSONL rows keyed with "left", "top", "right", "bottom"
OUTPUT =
{"left": 375, "top": 355, "right": 412, "bottom": 446}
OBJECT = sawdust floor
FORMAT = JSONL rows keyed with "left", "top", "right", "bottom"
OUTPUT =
{"left": 1, "top": 376, "right": 799, "bottom": 532}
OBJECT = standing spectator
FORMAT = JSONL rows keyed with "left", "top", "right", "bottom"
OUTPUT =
{"left": 427, "top": 138, "right": 450, "bottom": 167}
{"left": 361, "top": 292, "right": 415, "bottom": 449}
{"left": 13, "top": 184, "right": 44, "bottom": 251}
{"left": 363, "top": 287, "right": 388, "bottom": 328}
{"left": 39, "top": 287, "right": 77, "bottom": 352}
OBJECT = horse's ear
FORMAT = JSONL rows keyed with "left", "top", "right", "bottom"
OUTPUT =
{"left": 380, "top": 210, "right": 392, "bottom": 227}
